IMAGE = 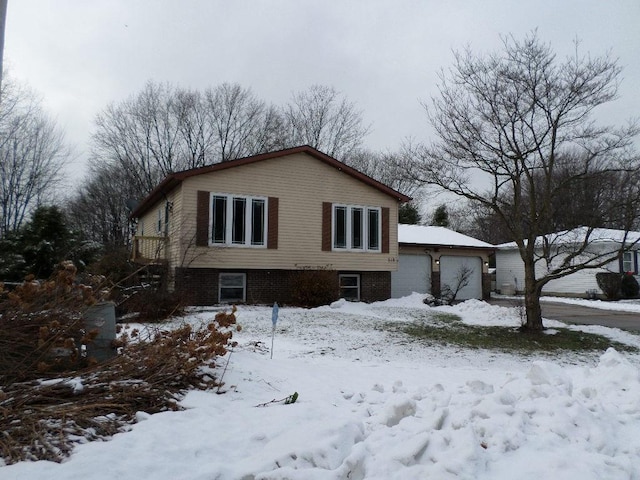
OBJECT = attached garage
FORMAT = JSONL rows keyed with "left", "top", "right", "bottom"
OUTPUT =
{"left": 439, "top": 255, "right": 483, "bottom": 300}
{"left": 391, "top": 253, "right": 432, "bottom": 298}
{"left": 392, "top": 224, "right": 495, "bottom": 300}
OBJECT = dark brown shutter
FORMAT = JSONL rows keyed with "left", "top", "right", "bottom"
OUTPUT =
{"left": 382, "top": 207, "right": 390, "bottom": 254}
{"left": 322, "top": 202, "right": 332, "bottom": 251}
{"left": 267, "top": 197, "right": 278, "bottom": 249}
{"left": 196, "top": 191, "right": 209, "bottom": 246}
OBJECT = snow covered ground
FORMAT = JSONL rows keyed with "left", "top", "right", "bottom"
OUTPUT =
{"left": 3, "top": 294, "right": 640, "bottom": 479}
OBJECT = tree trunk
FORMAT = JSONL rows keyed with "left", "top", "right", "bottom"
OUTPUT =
{"left": 522, "top": 259, "right": 544, "bottom": 332}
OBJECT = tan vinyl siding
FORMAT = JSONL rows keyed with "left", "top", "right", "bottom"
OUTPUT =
{"left": 179, "top": 152, "right": 400, "bottom": 271}
{"left": 166, "top": 187, "right": 182, "bottom": 267}
{"left": 135, "top": 207, "right": 165, "bottom": 261}
{"left": 133, "top": 185, "right": 182, "bottom": 265}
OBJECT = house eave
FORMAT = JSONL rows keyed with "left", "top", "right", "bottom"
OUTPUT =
{"left": 401, "top": 242, "right": 496, "bottom": 252}
{"left": 130, "top": 145, "right": 411, "bottom": 219}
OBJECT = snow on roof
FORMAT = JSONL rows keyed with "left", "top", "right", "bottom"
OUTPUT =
{"left": 497, "top": 227, "right": 640, "bottom": 249}
{"left": 398, "top": 224, "right": 494, "bottom": 249}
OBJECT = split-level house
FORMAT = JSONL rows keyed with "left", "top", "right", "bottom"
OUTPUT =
{"left": 130, "top": 146, "right": 411, "bottom": 305}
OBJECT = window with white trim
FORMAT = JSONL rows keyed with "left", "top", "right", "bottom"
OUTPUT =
{"left": 622, "top": 251, "right": 636, "bottom": 273}
{"left": 339, "top": 274, "right": 360, "bottom": 301}
{"left": 332, "top": 204, "right": 381, "bottom": 252}
{"left": 210, "top": 193, "right": 267, "bottom": 247}
{"left": 156, "top": 203, "right": 171, "bottom": 235}
{"left": 219, "top": 273, "right": 246, "bottom": 303}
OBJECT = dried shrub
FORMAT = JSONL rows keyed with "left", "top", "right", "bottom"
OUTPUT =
{"left": 0, "top": 306, "right": 239, "bottom": 464}
{"left": 595, "top": 272, "right": 622, "bottom": 300}
{"left": 289, "top": 268, "right": 339, "bottom": 307}
{"left": 0, "top": 261, "right": 109, "bottom": 383}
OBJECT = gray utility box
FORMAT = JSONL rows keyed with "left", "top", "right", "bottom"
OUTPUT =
{"left": 84, "top": 302, "right": 117, "bottom": 362}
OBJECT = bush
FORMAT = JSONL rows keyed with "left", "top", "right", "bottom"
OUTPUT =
{"left": 0, "top": 306, "right": 239, "bottom": 464}
{"left": 621, "top": 273, "right": 639, "bottom": 298}
{"left": 118, "top": 287, "right": 187, "bottom": 322}
{"left": 596, "top": 272, "right": 622, "bottom": 300}
{"left": 289, "top": 268, "right": 339, "bottom": 307}
{"left": 86, "top": 247, "right": 136, "bottom": 285}
{"left": 0, "top": 261, "right": 108, "bottom": 382}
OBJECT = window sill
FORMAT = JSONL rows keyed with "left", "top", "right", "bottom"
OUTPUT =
{"left": 332, "top": 248, "right": 382, "bottom": 253}
{"left": 209, "top": 242, "right": 267, "bottom": 249}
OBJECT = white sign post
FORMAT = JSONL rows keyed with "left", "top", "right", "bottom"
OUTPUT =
{"left": 270, "top": 302, "right": 279, "bottom": 359}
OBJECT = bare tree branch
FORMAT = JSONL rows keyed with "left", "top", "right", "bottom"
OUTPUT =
{"left": 0, "top": 76, "right": 69, "bottom": 236}
{"left": 408, "top": 32, "right": 640, "bottom": 331}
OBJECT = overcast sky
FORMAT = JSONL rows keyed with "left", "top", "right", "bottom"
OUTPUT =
{"left": 5, "top": 0, "right": 640, "bottom": 184}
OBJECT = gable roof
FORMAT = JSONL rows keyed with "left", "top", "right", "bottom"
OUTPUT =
{"left": 130, "top": 145, "right": 412, "bottom": 219}
{"left": 497, "top": 227, "right": 640, "bottom": 250}
{"left": 399, "top": 224, "right": 495, "bottom": 249}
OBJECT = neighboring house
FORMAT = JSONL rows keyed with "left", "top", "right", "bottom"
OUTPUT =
{"left": 495, "top": 228, "right": 640, "bottom": 298}
{"left": 391, "top": 224, "right": 495, "bottom": 300}
{"left": 130, "top": 146, "right": 410, "bottom": 305}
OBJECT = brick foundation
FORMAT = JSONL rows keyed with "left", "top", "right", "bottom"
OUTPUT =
{"left": 430, "top": 272, "right": 441, "bottom": 298}
{"left": 174, "top": 267, "right": 391, "bottom": 306}
{"left": 482, "top": 273, "right": 491, "bottom": 300}
{"left": 360, "top": 271, "right": 391, "bottom": 302}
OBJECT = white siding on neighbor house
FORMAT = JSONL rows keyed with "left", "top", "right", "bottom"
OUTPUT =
{"left": 495, "top": 244, "right": 634, "bottom": 297}
{"left": 440, "top": 255, "right": 482, "bottom": 300}
{"left": 391, "top": 253, "right": 432, "bottom": 298}
{"left": 542, "top": 268, "right": 602, "bottom": 295}
{"left": 495, "top": 250, "right": 525, "bottom": 293}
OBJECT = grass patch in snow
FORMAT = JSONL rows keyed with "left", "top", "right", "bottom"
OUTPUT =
{"left": 394, "top": 312, "right": 638, "bottom": 354}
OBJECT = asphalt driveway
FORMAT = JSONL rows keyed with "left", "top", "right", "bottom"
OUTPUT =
{"left": 488, "top": 297, "right": 640, "bottom": 332}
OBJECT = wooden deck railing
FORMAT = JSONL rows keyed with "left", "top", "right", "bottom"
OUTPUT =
{"left": 131, "top": 236, "right": 168, "bottom": 263}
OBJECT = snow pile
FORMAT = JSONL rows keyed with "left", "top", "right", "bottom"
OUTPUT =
{"left": 3, "top": 298, "right": 640, "bottom": 479}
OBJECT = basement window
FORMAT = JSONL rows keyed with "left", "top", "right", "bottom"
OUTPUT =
{"left": 339, "top": 274, "right": 360, "bottom": 301}
{"left": 219, "top": 273, "right": 246, "bottom": 303}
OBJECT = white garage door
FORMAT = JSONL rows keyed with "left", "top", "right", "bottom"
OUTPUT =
{"left": 391, "top": 254, "right": 431, "bottom": 298}
{"left": 440, "top": 256, "right": 482, "bottom": 300}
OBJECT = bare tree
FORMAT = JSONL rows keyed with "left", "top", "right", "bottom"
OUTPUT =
{"left": 441, "top": 264, "right": 473, "bottom": 304}
{"left": 283, "top": 85, "right": 369, "bottom": 160}
{"left": 92, "top": 81, "right": 287, "bottom": 195}
{"left": 405, "top": 32, "right": 640, "bottom": 332}
{"left": 446, "top": 200, "right": 512, "bottom": 244}
{"left": 204, "top": 83, "right": 286, "bottom": 162}
{"left": 450, "top": 155, "right": 640, "bottom": 244}
{"left": 92, "top": 82, "right": 188, "bottom": 194}
{"left": 346, "top": 147, "right": 422, "bottom": 198}
{"left": 0, "top": 77, "right": 68, "bottom": 236}
{"left": 0, "top": 0, "right": 7, "bottom": 91}
{"left": 66, "top": 162, "right": 138, "bottom": 249}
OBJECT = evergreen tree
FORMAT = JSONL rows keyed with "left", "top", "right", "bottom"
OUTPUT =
{"left": 431, "top": 205, "right": 449, "bottom": 227}
{"left": 399, "top": 202, "right": 421, "bottom": 224}
{"left": 0, "top": 206, "right": 100, "bottom": 281}
{"left": 20, "top": 206, "right": 72, "bottom": 279}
